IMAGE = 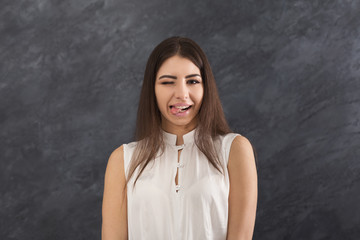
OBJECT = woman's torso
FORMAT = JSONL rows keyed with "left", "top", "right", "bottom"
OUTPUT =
{"left": 123, "top": 128, "right": 240, "bottom": 240}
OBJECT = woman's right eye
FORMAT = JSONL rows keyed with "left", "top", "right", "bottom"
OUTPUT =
{"left": 161, "top": 82, "right": 173, "bottom": 85}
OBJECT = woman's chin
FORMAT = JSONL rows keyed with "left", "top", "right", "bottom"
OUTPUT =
{"left": 162, "top": 115, "right": 198, "bottom": 129}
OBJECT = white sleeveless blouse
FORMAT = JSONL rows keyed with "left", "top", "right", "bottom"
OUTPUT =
{"left": 123, "top": 128, "right": 241, "bottom": 240}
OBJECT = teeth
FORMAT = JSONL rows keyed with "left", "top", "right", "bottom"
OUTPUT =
{"left": 174, "top": 106, "right": 190, "bottom": 109}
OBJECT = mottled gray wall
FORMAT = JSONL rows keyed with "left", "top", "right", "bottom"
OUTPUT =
{"left": 1, "top": 0, "right": 359, "bottom": 239}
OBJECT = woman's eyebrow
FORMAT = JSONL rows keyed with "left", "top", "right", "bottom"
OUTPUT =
{"left": 158, "top": 74, "right": 201, "bottom": 80}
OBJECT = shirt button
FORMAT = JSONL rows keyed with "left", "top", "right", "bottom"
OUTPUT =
{"left": 175, "top": 144, "right": 184, "bottom": 150}
{"left": 175, "top": 185, "right": 181, "bottom": 191}
{"left": 177, "top": 163, "right": 184, "bottom": 168}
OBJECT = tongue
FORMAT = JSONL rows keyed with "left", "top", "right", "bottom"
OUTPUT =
{"left": 171, "top": 107, "right": 182, "bottom": 114}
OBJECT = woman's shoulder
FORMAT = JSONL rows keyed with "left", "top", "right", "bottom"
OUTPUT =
{"left": 108, "top": 139, "right": 138, "bottom": 159}
{"left": 122, "top": 140, "right": 139, "bottom": 151}
{"left": 216, "top": 132, "right": 243, "bottom": 144}
{"left": 215, "top": 132, "right": 251, "bottom": 154}
{"left": 108, "top": 141, "right": 138, "bottom": 171}
{"left": 106, "top": 145, "right": 125, "bottom": 177}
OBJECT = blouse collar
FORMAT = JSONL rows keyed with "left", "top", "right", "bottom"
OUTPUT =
{"left": 161, "top": 127, "right": 196, "bottom": 146}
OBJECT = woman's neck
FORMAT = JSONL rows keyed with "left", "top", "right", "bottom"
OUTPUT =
{"left": 161, "top": 123, "right": 197, "bottom": 145}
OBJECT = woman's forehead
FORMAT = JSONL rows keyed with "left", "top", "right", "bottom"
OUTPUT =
{"left": 157, "top": 56, "right": 200, "bottom": 78}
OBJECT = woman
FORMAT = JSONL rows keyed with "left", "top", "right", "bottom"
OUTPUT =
{"left": 102, "top": 36, "right": 258, "bottom": 240}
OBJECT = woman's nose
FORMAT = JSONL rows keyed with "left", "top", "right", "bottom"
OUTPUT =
{"left": 174, "top": 82, "right": 189, "bottom": 100}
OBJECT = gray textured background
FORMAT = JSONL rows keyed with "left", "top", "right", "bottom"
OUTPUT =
{"left": 1, "top": 0, "right": 359, "bottom": 239}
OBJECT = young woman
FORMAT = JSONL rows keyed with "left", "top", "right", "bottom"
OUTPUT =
{"left": 102, "top": 36, "right": 258, "bottom": 240}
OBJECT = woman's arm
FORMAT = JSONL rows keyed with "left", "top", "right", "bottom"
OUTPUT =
{"left": 102, "top": 145, "right": 128, "bottom": 240}
{"left": 227, "top": 136, "right": 258, "bottom": 240}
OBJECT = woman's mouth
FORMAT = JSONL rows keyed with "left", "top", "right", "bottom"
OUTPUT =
{"left": 170, "top": 105, "right": 192, "bottom": 116}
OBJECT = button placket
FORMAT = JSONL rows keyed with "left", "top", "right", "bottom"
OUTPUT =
{"left": 175, "top": 144, "right": 185, "bottom": 193}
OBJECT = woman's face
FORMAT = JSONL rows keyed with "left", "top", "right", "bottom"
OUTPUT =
{"left": 155, "top": 55, "right": 204, "bottom": 132}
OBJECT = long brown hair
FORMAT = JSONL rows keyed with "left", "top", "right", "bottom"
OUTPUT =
{"left": 125, "top": 36, "right": 256, "bottom": 189}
